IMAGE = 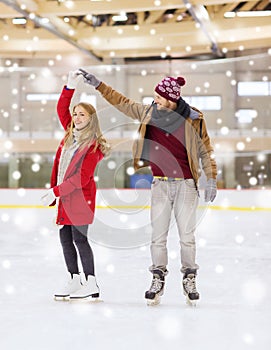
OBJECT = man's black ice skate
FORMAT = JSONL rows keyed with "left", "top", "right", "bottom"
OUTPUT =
{"left": 182, "top": 272, "right": 199, "bottom": 306}
{"left": 145, "top": 269, "right": 165, "bottom": 306}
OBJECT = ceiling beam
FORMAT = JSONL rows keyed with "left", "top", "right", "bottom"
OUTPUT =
{"left": 0, "top": 14, "right": 270, "bottom": 58}
{"left": 144, "top": 10, "right": 165, "bottom": 24}
{"left": 35, "top": 0, "right": 187, "bottom": 16}
{"left": 0, "top": 0, "right": 270, "bottom": 61}
{"left": 75, "top": 16, "right": 271, "bottom": 39}
{"left": 183, "top": 0, "right": 223, "bottom": 57}
{"left": 0, "top": 0, "right": 263, "bottom": 18}
{"left": 0, "top": 0, "right": 102, "bottom": 61}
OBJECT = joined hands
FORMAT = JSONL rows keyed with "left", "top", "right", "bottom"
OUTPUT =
{"left": 78, "top": 68, "right": 101, "bottom": 88}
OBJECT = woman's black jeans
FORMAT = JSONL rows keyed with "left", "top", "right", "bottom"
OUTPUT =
{"left": 59, "top": 225, "right": 95, "bottom": 277}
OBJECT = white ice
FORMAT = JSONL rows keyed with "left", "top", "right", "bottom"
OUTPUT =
{"left": 0, "top": 192, "right": 271, "bottom": 350}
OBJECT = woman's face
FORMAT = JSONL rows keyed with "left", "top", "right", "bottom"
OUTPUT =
{"left": 73, "top": 105, "right": 90, "bottom": 130}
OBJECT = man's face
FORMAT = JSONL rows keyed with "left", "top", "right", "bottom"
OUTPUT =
{"left": 154, "top": 93, "right": 176, "bottom": 110}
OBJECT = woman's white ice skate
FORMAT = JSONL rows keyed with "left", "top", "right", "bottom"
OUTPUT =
{"left": 54, "top": 274, "right": 82, "bottom": 301}
{"left": 70, "top": 275, "right": 100, "bottom": 301}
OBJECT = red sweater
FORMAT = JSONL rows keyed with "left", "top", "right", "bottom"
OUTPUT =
{"left": 146, "top": 123, "right": 193, "bottom": 179}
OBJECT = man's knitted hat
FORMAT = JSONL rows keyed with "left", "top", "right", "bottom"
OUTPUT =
{"left": 155, "top": 76, "right": 186, "bottom": 102}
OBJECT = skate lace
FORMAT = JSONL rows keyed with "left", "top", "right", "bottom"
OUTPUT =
{"left": 183, "top": 275, "right": 197, "bottom": 294}
{"left": 150, "top": 276, "right": 163, "bottom": 293}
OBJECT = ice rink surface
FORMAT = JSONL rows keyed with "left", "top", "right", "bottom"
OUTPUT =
{"left": 0, "top": 191, "right": 270, "bottom": 350}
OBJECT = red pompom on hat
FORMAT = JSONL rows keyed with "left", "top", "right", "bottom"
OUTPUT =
{"left": 155, "top": 76, "right": 186, "bottom": 103}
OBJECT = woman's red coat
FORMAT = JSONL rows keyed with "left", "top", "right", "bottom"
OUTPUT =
{"left": 50, "top": 86, "right": 103, "bottom": 226}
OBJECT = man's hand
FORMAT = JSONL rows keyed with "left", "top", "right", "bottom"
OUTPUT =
{"left": 78, "top": 68, "right": 101, "bottom": 88}
{"left": 204, "top": 178, "right": 217, "bottom": 202}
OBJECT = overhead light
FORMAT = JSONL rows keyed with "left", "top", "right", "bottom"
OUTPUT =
{"left": 40, "top": 17, "right": 50, "bottom": 24}
{"left": 12, "top": 18, "right": 27, "bottom": 24}
{"left": 224, "top": 11, "right": 271, "bottom": 18}
{"left": 64, "top": 1, "right": 74, "bottom": 9}
{"left": 235, "top": 109, "right": 258, "bottom": 124}
{"left": 112, "top": 12, "right": 127, "bottom": 22}
{"left": 237, "top": 11, "right": 271, "bottom": 17}
{"left": 177, "top": 14, "right": 183, "bottom": 21}
{"left": 224, "top": 12, "right": 236, "bottom": 18}
{"left": 112, "top": 15, "right": 127, "bottom": 21}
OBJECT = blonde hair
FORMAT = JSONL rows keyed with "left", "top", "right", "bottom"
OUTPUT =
{"left": 64, "top": 102, "right": 110, "bottom": 156}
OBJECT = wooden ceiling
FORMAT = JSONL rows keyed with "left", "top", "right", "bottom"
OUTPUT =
{"left": 0, "top": 0, "right": 270, "bottom": 63}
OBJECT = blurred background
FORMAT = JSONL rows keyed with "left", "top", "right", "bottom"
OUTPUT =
{"left": 0, "top": 0, "right": 270, "bottom": 190}
{"left": 1, "top": 55, "right": 270, "bottom": 190}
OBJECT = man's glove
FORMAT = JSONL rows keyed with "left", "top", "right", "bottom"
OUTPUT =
{"left": 41, "top": 189, "right": 56, "bottom": 206}
{"left": 204, "top": 178, "right": 217, "bottom": 202}
{"left": 78, "top": 68, "right": 101, "bottom": 88}
{"left": 67, "top": 70, "right": 81, "bottom": 89}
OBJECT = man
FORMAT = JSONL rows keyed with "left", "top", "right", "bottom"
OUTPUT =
{"left": 78, "top": 69, "right": 217, "bottom": 306}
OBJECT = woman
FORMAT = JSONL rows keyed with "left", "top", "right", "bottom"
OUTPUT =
{"left": 41, "top": 71, "right": 110, "bottom": 300}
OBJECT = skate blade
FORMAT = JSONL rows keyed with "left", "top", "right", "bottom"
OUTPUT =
{"left": 146, "top": 296, "right": 161, "bottom": 306}
{"left": 54, "top": 295, "right": 70, "bottom": 301}
{"left": 70, "top": 297, "right": 103, "bottom": 303}
{"left": 69, "top": 294, "right": 103, "bottom": 302}
{"left": 186, "top": 297, "right": 197, "bottom": 307}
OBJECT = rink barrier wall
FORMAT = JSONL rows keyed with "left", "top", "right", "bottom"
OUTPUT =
{"left": 0, "top": 189, "right": 270, "bottom": 211}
